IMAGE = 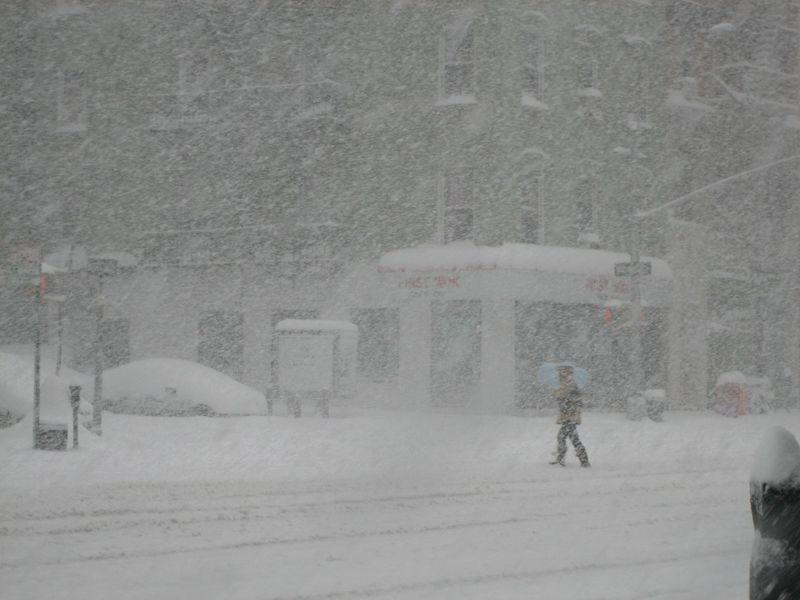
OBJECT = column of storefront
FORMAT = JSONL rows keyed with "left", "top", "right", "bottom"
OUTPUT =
{"left": 398, "top": 297, "right": 432, "bottom": 408}
{"left": 479, "top": 298, "right": 515, "bottom": 412}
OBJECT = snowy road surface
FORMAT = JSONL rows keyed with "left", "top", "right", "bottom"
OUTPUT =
{"left": 0, "top": 410, "right": 781, "bottom": 599}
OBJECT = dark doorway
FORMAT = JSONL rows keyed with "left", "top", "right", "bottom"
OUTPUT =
{"left": 198, "top": 311, "right": 244, "bottom": 380}
{"left": 430, "top": 300, "right": 481, "bottom": 407}
{"left": 100, "top": 319, "right": 130, "bottom": 369}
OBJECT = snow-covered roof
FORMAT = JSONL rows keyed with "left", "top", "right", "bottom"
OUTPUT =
{"left": 716, "top": 371, "right": 747, "bottom": 386}
{"left": 275, "top": 319, "right": 358, "bottom": 333}
{"left": 378, "top": 242, "right": 672, "bottom": 279}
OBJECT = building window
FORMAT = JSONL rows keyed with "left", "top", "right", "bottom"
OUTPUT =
{"left": 440, "top": 18, "right": 476, "bottom": 101}
{"left": 179, "top": 53, "right": 210, "bottom": 99}
{"left": 630, "top": 64, "right": 650, "bottom": 125}
{"left": 350, "top": 308, "right": 400, "bottom": 380}
{"left": 198, "top": 311, "right": 244, "bottom": 380}
{"left": 777, "top": 28, "right": 798, "bottom": 96}
{"left": 56, "top": 70, "right": 87, "bottom": 133}
{"left": 430, "top": 300, "right": 482, "bottom": 407}
{"left": 520, "top": 170, "right": 543, "bottom": 244}
{"left": 576, "top": 45, "right": 599, "bottom": 91}
{"left": 443, "top": 169, "right": 475, "bottom": 243}
{"left": 575, "top": 176, "right": 597, "bottom": 245}
{"left": 177, "top": 53, "right": 212, "bottom": 123}
{"left": 99, "top": 319, "right": 130, "bottom": 369}
{"left": 522, "top": 31, "right": 544, "bottom": 100}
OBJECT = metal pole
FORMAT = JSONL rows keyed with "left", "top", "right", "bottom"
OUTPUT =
{"left": 55, "top": 302, "right": 63, "bottom": 376}
{"left": 32, "top": 251, "right": 43, "bottom": 449}
{"left": 69, "top": 386, "right": 80, "bottom": 449}
{"left": 92, "top": 273, "right": 104, "bottom": 435}
{"left": 73, "top": 399, "right": 79, "bottom": 448}
{"left": 629, "top": 217, "right": 643, "bottom": 394}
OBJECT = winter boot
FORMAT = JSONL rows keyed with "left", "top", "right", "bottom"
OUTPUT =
{"left": 549, "top": 458, "right": 565, "bottom": 466}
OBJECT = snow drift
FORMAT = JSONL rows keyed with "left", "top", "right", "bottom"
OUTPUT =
{"left": 0, "top": 351, "right": 92, "bottom": 425}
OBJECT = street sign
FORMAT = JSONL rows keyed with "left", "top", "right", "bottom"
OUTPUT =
{"left": 614, "top": 261, "right": 652, "bottom": 277}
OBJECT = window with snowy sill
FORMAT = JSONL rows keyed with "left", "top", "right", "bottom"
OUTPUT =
{"left": 438, "top": 19, "right": 476, "bottom": 105}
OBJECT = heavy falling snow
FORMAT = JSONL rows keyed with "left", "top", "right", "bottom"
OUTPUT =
{"left": 1, "top": 0, "right": 800, "bottom": 599}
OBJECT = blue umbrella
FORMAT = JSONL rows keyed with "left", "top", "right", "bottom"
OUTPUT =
{"left": 537, "top": 362, "right": 590, "bottom": 390}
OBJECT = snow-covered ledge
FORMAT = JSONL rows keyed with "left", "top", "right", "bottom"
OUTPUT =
{"left": 435, "top": 94, "right": 477, "bottom": 107}
{"left": 378, "top": 241, "right": 672, "bottom": 280}
{"left": 521, "top": 92, "right": 549, "bottom": 110}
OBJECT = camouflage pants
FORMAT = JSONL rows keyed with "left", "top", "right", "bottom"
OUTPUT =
{"left": 556, "top": 423, "right": 589, "bottom": 465}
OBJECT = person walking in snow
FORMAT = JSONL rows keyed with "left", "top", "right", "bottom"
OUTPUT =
{"left": 550, "top": 365, "right": 590, "bottom": 467}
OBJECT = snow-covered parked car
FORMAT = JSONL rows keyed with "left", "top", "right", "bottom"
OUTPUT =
{"left": 102, "top": 358, "right": 266, "bottom": 416}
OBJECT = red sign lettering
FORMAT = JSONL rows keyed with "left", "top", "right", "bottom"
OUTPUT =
{"left": 400, "top": 275, "right": 460, "bottom": 290}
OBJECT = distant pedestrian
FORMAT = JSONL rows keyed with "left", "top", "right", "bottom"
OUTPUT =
{"left": 550, "top": 365, "right": 590, "bottom": 467}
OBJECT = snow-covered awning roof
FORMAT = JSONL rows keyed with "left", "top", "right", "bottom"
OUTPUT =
{"left": 275, "top": 319, "right": 358, "bottom": 333}
{"left": 378, "top": 242, "right": 672, "bottom": 279}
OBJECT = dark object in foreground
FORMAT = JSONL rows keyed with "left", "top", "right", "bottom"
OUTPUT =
{"left": 69, "top": 385, "right": 81, "bottom": 449}
{"left": 551, "top": 365, "right": 590, "bottom": 467}
{"left": 36, "top": 422, "right": 68, "bottom": 451}
{"left": 750, "top": 427, "right": 800, "bottom": 599}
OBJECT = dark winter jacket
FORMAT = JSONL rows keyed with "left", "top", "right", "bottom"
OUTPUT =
{"left": 554, "top": 384, "right": 582, "bottom": 425}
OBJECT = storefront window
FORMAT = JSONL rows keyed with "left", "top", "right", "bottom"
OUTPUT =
{"left": 350, "top": 308, "right": 399, "bottom": 380}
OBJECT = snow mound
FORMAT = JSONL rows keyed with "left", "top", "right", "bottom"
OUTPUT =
{"left": 41, "top": 372, "right": 94, "bottom": 421}
{"left": 752, "top": 426, "right": 800, "bottom": 485}
{"left": 0, "top": 352, "right": 91, "bottom": 424}
{"left": 716, "top": 370, "right": 747, "bottom": 387}
{"left": 103, "top": 358, "right": 266, "bottom": 416}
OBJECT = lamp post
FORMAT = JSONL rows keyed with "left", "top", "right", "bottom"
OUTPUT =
{"left": 32, "top": 250, "right": 44, "bottom": 448}
{"left": 615, "top": 160, "right": 656, "bottom": 396}
{"left": 87, "top": 257, "right": 118, "bottom": 435}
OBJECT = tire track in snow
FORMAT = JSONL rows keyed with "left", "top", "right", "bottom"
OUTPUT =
{"left": 0, "top": 494, "right": 741, "bottom": 569}
{"left": 0, "top": 463, "right": 742, "bottom": 522}
{"left": 0, "top": 468, "right": 743, "bottom": 535}
{"left": 262, "top": 546, "right": 748, "bottom": 600}
{"left": 0, "top": 476, "right": 741, "bottom": 540}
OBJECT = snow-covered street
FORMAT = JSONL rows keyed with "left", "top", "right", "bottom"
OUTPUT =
{"left": 0, "top": 410, "right": 784, "bottom": 599}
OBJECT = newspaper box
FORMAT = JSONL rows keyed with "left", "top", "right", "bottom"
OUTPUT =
{"left": 276, "top": 320, "right": 357, "bottom": 417}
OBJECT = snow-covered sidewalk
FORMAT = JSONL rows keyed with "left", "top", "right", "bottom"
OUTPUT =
{"left": 1, "top": 410, "right": 796, "bottom": 599}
